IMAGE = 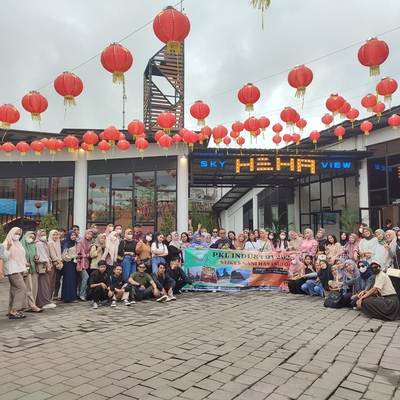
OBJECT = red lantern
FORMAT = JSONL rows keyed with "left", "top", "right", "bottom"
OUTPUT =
{"left": 90, "top": 182, "right": 97, "bottom": 189}
{"left": 346, "top": 108, "right": 360, "bottom": 128}
{"left": 30, "top": 140, "right": 45, "bottom": 156}
{"left": 82, "top": 131, "right": 99, "bottom": 151}
{"left": 287, "top": 65, "right": 313, "bottom": 98}
{"left": 153, "top": 6, "right": 190, "bottom": 54}
{"left": 238, "top": 83, "right": 260, "bottom": 112}
{"left": 183, "top": 130, "right": 198, "bottom": 150}
{"left": 16, "top": 141, "right": 30, "bottom": 156}
{"left": 157, "top": 112, "right": 175, "bottom": 134}
{"left": 223, "top": 137, "right": 231, "bottom": 147}
{"left": 57, "top": 140, "right": 65, "bottom": 151}
{"left": 309, "top": 130, "right": 320, "bottom": 144}
{"left": 178, "top": 128, "right": 189, "bottom": 140}
{"left": 2, "top": 142, "right": 15, "bottom": 156}
{"left": 98, "top": 140, "right": 111, "bottom": 153}
{"left": 326, "top": 94, "right": 345, "bottom": 116}
{"left": 272, "top": 123, "right": 283, "bottom": 135}
{"left": 388, "top": 114, "right": 400, "bottom": 130}
{"left": 117, "top": 139, "right": 130, "bottom": 152}
{"left": 172, "top": 134, "right": 182, "bottom": 146}
{"left": 212, "top": 125, "right": 228, "bottom": 145}
{"left": 338, "top": 101, "right": 351, "bottom": 118}
{"left": 197, "top": 132, "right": 204, "bottom": 145}
{"left": 358, "top": 38, "right": 389, "bottom": 76}
{"left": 280, "top": 107, "right": 297, "bottom": 126}
{"left": 119, "top": 133, "right": 126, "bottom": 141}
{"left": 21, "top": 91, "right": 48, "bottom": 121}
{"left": 272, "top": 135, "right": 282, "bottom": 146}
{"left": 258, "top": 116, "right": 270, "bottom": 131}
{"left": 190, "top": 101, "right": 210, "bottom": 126}
{"left": 128, "top": 119, "right": 145, "bottom": 140}
{"left": 103, "top": 126, "right": 120, "bottom": 146}
{"left": 135, "top": 138, "right": 149, "bottom": 158}
{"left": 158, "top": 134, "right": 173, "bottom": 151}
{"left": 295, "top": 118, "right": 307, "bottom": 131}
{"left": 376, "top": 77, "right": 398, "bottom": 103}
{"left": 236, "top": 137, "right": 245, "bottom": 148}
{"left": 282, "top": 133, "right": 292, "bottom": 145}
{"left": 230, "top": 131, "right": 240, "bottom": 140}
{"left": 334, "top": 126, "right": 346, "bottom": 141}
{"left": 321, "top": 114, "right": 334, "bottom": 128}
{"left": 244, "top": 117, "right": 260, "bottom": 135}
{"left": 361, "top": 94, "right": 377, "bottom": 112}
{"left": 54, "top": 72, "right": 83, "bottom": 106}
{"left": 200, "top": 125, "right": 211, "bottom": 140}
{"left": 46, "top": 138, "right": 59, "bottom": 155}
{"left": 100, "top": 43, "right": 133, "bottom": 84}
{"left": 81, "top": 142, "right": 89, "bottom": 151}
{"left": 155, "top": 130, "right": 165, "bottom": 144}
{"left": 360, "top": 121, "right": 373, "bottom": 136}
{"left": 291, "top": 133, "right": 301, "bottom": 145}
{"left": 231, "top": 121, "right": 244, "bottom": 133}
{"left": 372, "top": 102, "right": 385, "bottom": 120}
{"left": 0, "top": 104, "right": 20, "bottom": 130}
{"left": 64, "top": 135, "right": 79, "bottom": 153}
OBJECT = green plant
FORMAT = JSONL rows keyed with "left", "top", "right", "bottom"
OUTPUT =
{"left": 339, "top": 205, "right": 359, "bottom": 233}
{"left": 159, "top": 209, "right": 175, "bottom": 235}
{"left": 0, "top": 225, "right": 6, "bottom": 243}
{"left": 264, "top": 211, "right": 288, "bottom": 233}
{"left": 37, "top": 213, "right": 59, "bottom": 235}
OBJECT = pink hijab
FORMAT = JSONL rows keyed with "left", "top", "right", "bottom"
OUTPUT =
{"left": 48, "top": 229, "right": 62, "bottom": 261}
{"left": 3, "top": 227, "right": 26, "bottom": 268}
{"left": 77, "top": 229, "right": 93, "bottom": 270}
{"left": 104, "top": 231, "right": 119, "bottom": 263}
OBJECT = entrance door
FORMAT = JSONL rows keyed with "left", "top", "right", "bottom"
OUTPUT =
{"left": 359, "top": 207, "right": 383, "bottom": 230}
{"left": 312, "top": 211, "right": 341, "bottom": 237}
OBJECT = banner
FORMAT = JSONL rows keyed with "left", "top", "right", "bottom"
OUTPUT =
{"left": 183, "top": 248, "right": 294, "bottom": 291}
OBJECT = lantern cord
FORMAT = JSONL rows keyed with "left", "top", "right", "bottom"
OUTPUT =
{"left": 122, "top": 84, "right": 127, "bottom": 130}
{"left": 1, "top": 130, "right": 7, "bottom": 142}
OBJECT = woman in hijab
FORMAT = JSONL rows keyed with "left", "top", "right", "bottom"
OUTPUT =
{"left": 299, "top": 229, "right": 318, "bottom": 260}
{"left": 203, "top": 233, "right": 212, "bottom": 248}
{"left": 340, "top": 259, "right": 360, "bottom": 307}
{"left": 168, "top": 231, "right": 183, "bottom": 264}
{"left": 21, "top": 231, "right": 42, "bottom": 313}
{"left": 340, "top": 232, "right": 349, "bottom": 247}
{"left": 76, "top": 229, "right": 93, "bottom": 300}
{"left": 286, "top": 254, "right": 307, "bottom": 295}
{"left": 234, "top": 233, "right": 246, "bottom": 250}
{"left": 89, "top": 233, "right": 106, "bottom": 275}
{"left": 288, "top": 230, "right": 302, "bottom": 252}
{"left": 102, "top": 231, "right": 120, "bottom": 276}
{"left": 61, "top": 229, "right": 79, "bottom": 303}
{"left": 190, "top": 232, "right": 207, "bottom": 249}
{"left": 316, "top": 259, "right": 333, "bottom": 297}
{"left": 48, "top": 229, "right": 63, "bottom": 301}
{"left": 35, "top": 229, "right": 56, "bottom": 309}
{"left": 358, "top": 226, "right": 378, "bottom": 264}
{"left": 3, "top": 227, "right": 28, "bottom": 318}
{"left": 315, "top": 228, "right": 328, "bottom": 258}
{"left": 340, "top": 233, "right": 359, "bottom": 263}
{"left": 374, "top": 228, "right": 390, "bottom": 271}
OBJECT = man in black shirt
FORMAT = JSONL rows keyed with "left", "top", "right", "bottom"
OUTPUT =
{"left": 87, "top": 261, "right": 112, "bottom": 309}
{"left": 209, "top": 228, "right": 235, "bottom": 249}
{"left": 152, "top": 262, "right": 176, "bottom": 301}
{"left": 108, "top": 264, "right": 131, "bottom": 307}
{"left": 166, "top": 257, "right": 192, "bottom": 294}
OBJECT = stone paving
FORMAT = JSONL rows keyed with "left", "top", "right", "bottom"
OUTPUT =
{"left": 1, "top": 279, "right": 400, "bottom": 400}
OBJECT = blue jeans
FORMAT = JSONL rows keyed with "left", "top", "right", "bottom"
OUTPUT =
{"left": 152, "top": 255, "right": 165, "bottom": 273}
{"left": 122, "top": 255, "right": 136, "bottom": 280}
{"left": 301, "top": 280, "right": 324, "bottom": 297}
{"left": 79, "top": 269, "right": 89, "bottom": 299}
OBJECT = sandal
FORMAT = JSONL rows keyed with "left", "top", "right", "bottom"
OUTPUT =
{"left": 9, "top": 312, "right": 26, "bottom": 319}
{"left": 30, "top": 308, "right": 44, "bottom": 313}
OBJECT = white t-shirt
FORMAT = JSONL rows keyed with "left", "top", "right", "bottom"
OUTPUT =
{"left": 374, "top": 271, "right": 397, "bottom": 296}
{"left": 244, "top": 241, "right": 260, "bottom": 252}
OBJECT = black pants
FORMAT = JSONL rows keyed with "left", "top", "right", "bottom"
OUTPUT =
{"left": 54, "top": 268, "right": 64, "bottom": 297}
{"left": 132, "top": 286, "right": 153, "bottom": 301}
{"left": 87, "top": 286, "right": 109, "bottom": 303}
{"left": 174, "top": 278, "right": 192, "bottom": 294}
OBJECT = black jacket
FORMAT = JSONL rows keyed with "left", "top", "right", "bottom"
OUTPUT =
{"left": 109, "top": 274, "right": 129, "bottom": 292}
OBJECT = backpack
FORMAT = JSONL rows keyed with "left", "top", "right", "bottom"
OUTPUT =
{"left": 324, "top": 291, "right": 343, "bottom": 308}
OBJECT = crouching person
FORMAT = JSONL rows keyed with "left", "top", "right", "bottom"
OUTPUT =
{"left": 166, "top": 257, "right": 193, "bottom": 294}
{"left": 109, "top": 264, "right": 131, "bottom": 307}
{"left": 128, "top": 262, "right": 167, "bottom": 302}
{"left": 152, "top": 262, "right": 176, "bottom": 301}
{"left": 87, "top": 260, "right": 112, "bottom": 309}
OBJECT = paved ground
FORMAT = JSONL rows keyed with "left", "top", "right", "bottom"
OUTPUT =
{"left": 1, "top": 280, "right": 400, "bottom": 400}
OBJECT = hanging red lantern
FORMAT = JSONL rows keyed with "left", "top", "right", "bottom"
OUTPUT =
{"left": 172, "top": 134, "right": 182, "bottom": 146}
{"left": 63, "top": 135, "right": 79, "bottom": 153}
{"left": 361, "top": 94, "right": 377, "bottom": 112}
{"left": 99, "top": 131, "right": 105, "bottom": 140}
{"left": 2, "top": 142, "right": 15, "bottom": 156}
{"left": 16, "top": 141, "right": 30, "bottom": 156}
{"left": 244, "top": 117, "right": 260, "bottom": 135}
{"left": 21, "top": 91, "right": 48, "bottom": 121}
{"left": 117, "top": 139, "right": 130, "bottom": 152}
{"left": 178, "top": 128, "right": 189, "bottom": 140}
{"left": 100, "top": 43, "right": 133, "bottom": 84}
{"left": 326, "top": 94, "right": 345, "bottom": 116}
{"left": 287, "top": 65, "right": 313, "bottom": 98}
{"left": 54, "top": 72, "right": 83, "bottom": 106}
{"left": 0, "top": 104, "right": 20, "bottom": 130}
{"left": 82, "top": 131, "right": 99, "bottom": 151}
{"left": 280, "top": 107, "right": 297, "bottom": 126}
{"left": 376, "top": 77, "right": 398, "bottom": 103}
{"left": 197, "top": 132, "right": 204, "bottom": 145}
{"left": 119, "top": 133, "right": 126, "bottom": 141}
{"left": 230, "top": 131, "right": 240, "bottom": 140}
{"left": 238, "top": 83, "right": 260, "bottom": 112}
{"left": 128, "top": 119, "right": 145, "bottom": 140}
{"left": 338, "top": 101, "right": 351, "bottom": 118}
{"left": 282, "top": 133, "right": 292, "bottom": 145}
{"left": 223, "top": 137, "right": 231, "bottom": 148}
{"left": 155, "top": 130, "right": 165, "bottom": 144}
{"left": 200, "top": 125, "right": 211, "bottom": 140}
{"left": 90, "top": 182, "right": 97, "bottom": 189}
{"left": 309, "top": 130, "right": 320, "bottom": 144}
{"left": 135, "top": 138, "right": 149, "bottom": 158}
{"left": 258, "top": 116, "right": 270, "bottom": 131}
{"left": 236, "top": 136, "right": 245, "bottom": 148}
{"left": 321, "top": 114, "right": 334, "bottom": 128}
{"left": 334, "top": 126, "right": 346, "bottom": 141}
{"left": 360, "top": 121, "right": 373, "bottom": 136}
{"left": 272, "top": 135, "right": 282, "bottom": 146}
{"left": 183, "top": 130, "right": 198, "bottom": 151}
{"left": 358, "top": 38, "right": 389, "bottom": 76}
{"left": 231, "top": 121, "right": 244, "bottom": 133}
{"left": 157, "top": 112, "right": 175, "bottom": 134}
{"left": 46, "top": 138, "right": 59, "bottom": 154}
{"left": 158, "top": 134, "right": 173, "bottom": 151}
{"left": 153, "top": 6, "right": 190, "bottom": 54}
{"left": 81, "top": 142, "right": 89, "bottom": 151}
{"left": 190, "top": 101, "right": 210, "bottom": 126}
{"left": 388, "top": 114, "right": 400, "bottom": 130}
{"left": 30, "top": 140, "right": 45, "bottom": 156}
{"left": 272, "top": 123, "right": 283, "bottom": 135}
{"left": 291, "top": 133, "right": 301, "bottom": 145}
{"left": 98, "top": 140, "right": 111, "bottom": 154}
{"left": 103, "top": 126, "right": 120, "bottom": 146}
{"left": 372, "top": 102, "right": 385, "bottom": 120}
{"left": 57, "top": 140, "right": 65, "bottom": 152}
{"left": 295, "top": 118, "right": 307, "bottom": 131}
{"left": 212, "top": 125, "right": 228, "bottom": 145}
{"left": 346, "top": 108, "right": 360, "bottom": 128}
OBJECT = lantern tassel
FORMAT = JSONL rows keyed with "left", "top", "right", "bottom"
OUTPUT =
{"left": 369, "top": 65, "right": 380, "bottom": 76}
{"left": 112, "top": 71, "right": 125, "bottom": 84}
{"left": 64, "top": 95, "right": 77, "bottom": 107}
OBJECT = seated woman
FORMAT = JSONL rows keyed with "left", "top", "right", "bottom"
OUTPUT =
{"left": 304, "top": 259, "right": 332, "bottom": 297}
{"left": 340, "top": 233, "right": 359, "bottom": 263}
{"left": 328, "top": 265, "right": 342, "bottom": 291}
{"left": 300, "top": 259, "right": 320, "bottom": 295}
{"left": 325, "top": 234, "right": 341, "bottom": 266}
{"left": 339, "top": 259, "right": 359, "bottom": 307}
{"left": 286, "top": 254, "right": 307, "bottom": 295}
{"left": 356, "top": 261, "right": 399, "bottom": 321}
{"left": 87, "top": 260, "right": 112, "bottom": 309}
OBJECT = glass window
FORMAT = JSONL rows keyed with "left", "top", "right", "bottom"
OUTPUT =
{"left": 368, "top": 157, "right": 387, "bottom": 190}
{"left": 367, "top": 142, "right": 386, "bottom": 156}
{"left": 386, "top": 140, "right": 400, "bottom": 156}
{"left": 156, "top": 201, "right": 176, "bottom": 232}
{"left": 388, "top": 153, "right": 400, "bottom": 166}
{"left": 370, "top": 190, "right": 388, "bottom": 207}
{"left": 24, "top": 177, "right": 50, "bottom": 220}
{"left": 310, "top": 200, "right": 320, "bottom": 213}
{"left": 51, "top": 177, "right": 73, "bottom": 230}
{"left": 112, "top": 173, "right": 132, "bottom": 189}
{"left": 88, "top": 175, "right": 110, "bottom": 222}
{"left": 0, "top": 178, "right": 20, "bottom": 231}
{"left": 388, "top": 164, "right": 400, "bottom": 203}
{"left": 345, "top": 176, "right": 359, "bottom": 210}
{"left": 300, "top": 186, "right": 310, "bottom": 213}
{"left": 135, "top": 172, "right": 155, "bottom": 223}
{"left": 112, "top": 190, "right": 133, "bottom": 229}
{"left": 157, "top": 170, "right": 176, "bottom": 191}
{"left": 309, "top": 182, "right": 320, "bottom": 201}
{"left": 321, "top": 181, "right": 331, "bottom": 209}
{"left": 332, "top": 177, "right": 344, "bottom": 196}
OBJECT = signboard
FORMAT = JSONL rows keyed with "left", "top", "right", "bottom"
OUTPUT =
{"left": 0, "top": 198, "right": 17, "bottom": 215}
{"left": 24, "top": 200, "right": 49, "bottom": 216}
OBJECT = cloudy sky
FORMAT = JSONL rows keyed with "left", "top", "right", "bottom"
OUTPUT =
{"left": 3, "top": 0, "right": 400, "bottom": 148}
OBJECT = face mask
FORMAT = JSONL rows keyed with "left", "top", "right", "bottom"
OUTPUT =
{"left": 26, "top": 237, "right": 34, "bottom": 244}
{"left": 359, "top": 266, "right": 367, "bottom": 273}
{"left": 372, "top": 267, "right": 380, "bottom": 275}
{"left": 146, "top": 235, "right": 152, "bottom": 242}
{"left": 359, "top": 228, "right": 363, "bottom": 233}
{"left": 108, "top": 227, "right": 114, "bottom": 232}
{"left": 280, "top": 235, "right": 286, "bottom": 240}
{"left": 39, "top": 236, "right": 47, "bottom": 242}
{"left": 291, "top": 259, "right": 297, "bottom": 264}
{"left": 92, "top": 229, "right": 98, "bottom": 234}
{"left": 125, "top": 234, "right": 133, "bottom": 240}
{"left": 111, "top": 236, "right": 118, "bottom": 242}
{"left": 12, "top": 235, "right": 21, "bottom": 241}
{"left": 116, "top": 229, "right": 122, "bottom": 234}
{"left": 269, "top": 235, "right": 274, "bottom": 240}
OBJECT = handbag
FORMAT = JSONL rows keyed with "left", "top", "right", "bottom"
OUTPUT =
{"left": 37, "top": 263, "right": 47, "bottom": 274}
{"left": 387, "top": 253, "right": 400, "bottom": 278}
{"left": 140, "top": 257, "right": 151, "bottom": 268}
{"left": 324, "top": 291, "right": 343, "bottom": 308}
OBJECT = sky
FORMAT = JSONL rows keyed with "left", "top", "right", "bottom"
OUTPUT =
{"left": 3, "top": 0, "right": 400, "bottom": 149}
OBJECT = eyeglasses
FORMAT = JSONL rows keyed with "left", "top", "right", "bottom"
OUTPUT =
{"left": 138, "top": 266, "right": 146, "bottom": 269}
{"left": 212, "top": 231, "right": 218, "bottom": 233}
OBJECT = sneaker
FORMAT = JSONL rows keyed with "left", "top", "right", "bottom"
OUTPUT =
{"left": 123, "top": 299, "right": 131, "bottom": 306}
{"left": 169, "top": 294, "right": 176, "bottom": 301}
{"left": 353, "top": 307, "right": 359, "bottom": 310}
{"left": 157, "top": 295, "right": 168, "bottom": 302}
{"left": 42, "top": 303, "right": 56, "bottom": 309}
{"left": 92, "top": 302, "right": 98, "bottom": 309}
{"left": 111, "top": 300, "right": 117, "bottom": 307}
{"left": 97, "top": 302, "right": 102, "bottom": 307}
{"left": 79, "top": 296, "right": 87, "bottom": 302}
{"left": 130, "top": 299, "right": 136, "bottom": 304}
{"left": 165, "top": 297, "right": 171, "bottom": 302}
